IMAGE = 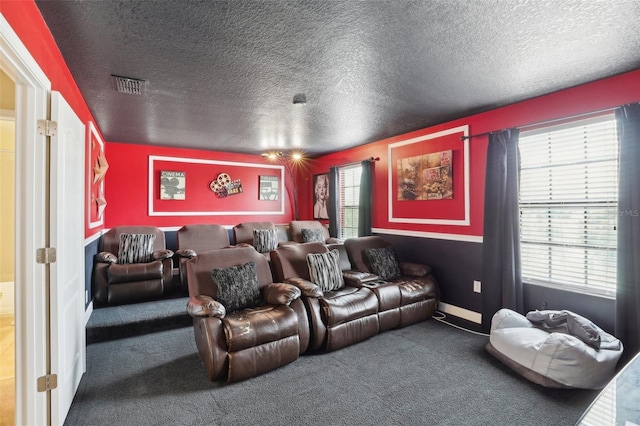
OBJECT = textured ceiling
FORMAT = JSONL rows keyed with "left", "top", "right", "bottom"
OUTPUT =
{"left": 35, "top": 0, "right": 640, "bottom": 156}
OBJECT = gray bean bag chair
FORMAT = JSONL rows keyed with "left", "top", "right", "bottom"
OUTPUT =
{"left": 486, "top": 308, "right": 623, "bottom": 389}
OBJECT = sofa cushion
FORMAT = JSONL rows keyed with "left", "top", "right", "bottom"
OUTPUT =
{"left": 117, "top": 233, "right": 156, "bottom": 264}
{"left": 301, "top": 228, "right": 325, "bottom": 243}
{"left": 307, "top": 249, "right": 344, "bottom": 292}
{"left": 253, "top": 228, "right": 279, "bottom": 253}
{"left": 211, "top": 261, "right": 262, "bottom": 312}
{"left": 365, "top": 247, "right": 402, "bottom": 281}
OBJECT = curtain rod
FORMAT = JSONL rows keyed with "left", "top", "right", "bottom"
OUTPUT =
{"left": 332, "top": 157, "right": 380, "bottom": 168}
{"left": 460, "top": 105, "right": 621, "bottom": 141}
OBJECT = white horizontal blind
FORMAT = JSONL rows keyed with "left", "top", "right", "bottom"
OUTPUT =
{"left": 519, "top": 114, "right": 618, "bottom": 297}
{"left": 339, "top": 164, "right": 362, "bottom": 239}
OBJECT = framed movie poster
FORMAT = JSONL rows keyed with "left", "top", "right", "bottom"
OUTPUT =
{"left": 259, "top": 175, "right": 279, "bottom": 200}
{"left": 313, "top": 173, "right": 329, "bottom": 219}
{"left": 160, "top": 170, "right": 186, "bottom": 200}
{"left": 388, "top": 125, "right": 469, "bottom": 226}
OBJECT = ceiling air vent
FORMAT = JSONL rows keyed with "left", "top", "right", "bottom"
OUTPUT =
{"left": 111, "top": 75, "right": 146, "bottom": 95}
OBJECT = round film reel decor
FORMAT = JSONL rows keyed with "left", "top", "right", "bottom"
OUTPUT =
{"left": 210, "top": 172, "right": 232, "bottom": 198}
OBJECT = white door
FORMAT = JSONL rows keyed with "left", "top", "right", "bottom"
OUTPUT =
{"left": 49, "top": 91, "right": 86, "bottom": 424}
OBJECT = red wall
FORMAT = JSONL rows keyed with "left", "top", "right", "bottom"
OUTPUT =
{"left": 302, "top": 69, "right": 640, "bottom": 237}
{"left": 2, "top": 1, "right": 107, "bottom": 238}
{"left": 105, "top": 142, "right": 296, "bottom": 228}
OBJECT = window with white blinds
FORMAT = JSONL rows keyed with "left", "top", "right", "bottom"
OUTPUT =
{"left": 518, "top": 114, "right": 619, "bottom": 297}
{"left": 338, "top": 164, "right": 362, "bottom": 239}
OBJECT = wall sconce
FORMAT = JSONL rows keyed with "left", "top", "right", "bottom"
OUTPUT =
{"left": 261, "top": 150, "right": 306, "bottom": 220}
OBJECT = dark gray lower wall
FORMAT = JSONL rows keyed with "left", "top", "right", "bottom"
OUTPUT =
{"left": 377, "top": 233, "right": 616, "bottom": 333}
{"left": 378, "top": 234, "right": 483, "bottom": 314}
{"left": 523, "top": 283, "right": 615, "bottom": 333}
{"left": 84, "top": 237, "right": 100, "bottom": 309}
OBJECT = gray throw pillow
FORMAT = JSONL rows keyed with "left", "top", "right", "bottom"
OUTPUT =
{"left": 364, "top": 247, "right": 402, "bottom": 281}
{"left": 306, "top": 249, "right": 345, "bottom": 292}
{"left": 211, "top": 261, "right": 262, "bottom": 312}
{"left": 253, "top": 228, "right": 279, "bottom": 253}
{"left": 301, "top": 228, "right": 325, "bottom": 243}
{"left": 117, "top": 233, "right": 156, "bottom": 264}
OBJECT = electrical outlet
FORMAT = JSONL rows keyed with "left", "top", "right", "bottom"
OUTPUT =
{"left": 473, "top": 280, "right": 482, "bottom": 293}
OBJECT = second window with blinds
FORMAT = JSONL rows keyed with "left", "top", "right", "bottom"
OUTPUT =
{"left": 338, "top": 164, "right": 362, "bottom": 239}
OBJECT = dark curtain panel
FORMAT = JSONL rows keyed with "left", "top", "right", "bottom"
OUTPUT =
{"left": 481, "top": 129, "right": 523, "bottom": 332}
{"left": 328, "top": 166, "right": 340, "bottom": 238}
{"left": 358, "top": 160, "right": 373, "bottom": 236}
{"left": 615, "top": 103, "right": 640, "bottom": 361}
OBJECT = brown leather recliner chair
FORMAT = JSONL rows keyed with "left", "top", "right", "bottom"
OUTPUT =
{"left": 270, "top": 242, "right": 379, "bottom": 352}
{"left": 344, "top": 236, "right": 439, "bottom": 332}
{"left": 289, "top": 220, "right": 342, "bottom": 244}
{"left": 186, "top": 246, "right": 310, "bottom": 382}
{"left": 94, "top": 226, "right": 174, "bottom": 305}
{"left": 175, "top": 224, "right": 231, "bottom": 292}
{"left": 232, "top": 221, "right": 290, "bottom": 246}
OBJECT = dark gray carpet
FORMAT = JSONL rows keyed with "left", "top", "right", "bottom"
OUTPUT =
{"left": 86, "top": 297, "right": 191, "bottom": 343}
{"left": 66, "top": 319, "right": 597, "bottom": 426}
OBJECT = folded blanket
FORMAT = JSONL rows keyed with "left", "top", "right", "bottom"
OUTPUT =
{"left": 525, "top": 310, "right": 620, "bottom": 350}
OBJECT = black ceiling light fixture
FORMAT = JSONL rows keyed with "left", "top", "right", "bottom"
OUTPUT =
{"left": 292, "top": 93, "right": 306, "bottom": 105}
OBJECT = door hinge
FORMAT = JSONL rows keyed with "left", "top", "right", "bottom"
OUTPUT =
{"left": 37, "top": 119, "right": 57, "bottom": 137}
{"left": 37, "top": 374, "right": 58, "bottom": 392}
{"left": 36, "top": 247, "right": 57, "bottom": 264}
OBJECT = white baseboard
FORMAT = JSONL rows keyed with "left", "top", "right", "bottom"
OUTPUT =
{"left": 84, "top": 301, "right": 93, "bottom": 325}
{"left": 438, "top": 302, "right": 482, "bottom": 324}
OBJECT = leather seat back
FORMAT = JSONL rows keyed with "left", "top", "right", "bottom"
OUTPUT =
{"left": 101, "top": 225, "right": 167, "bottom": 256}
{"left": 270, "top": 242, "right": 328, "bottom": 282}
{"left": 177, "top": 224, "right": 230, "bottom": 253}
{"left": 186, "top": 246, "right": 273, "bottom": 299}
{"left": 344, "top": 236, "right": 391, "bottom": 273}
{"left": 232, "top": 221, "right": 276, "bottom": 245}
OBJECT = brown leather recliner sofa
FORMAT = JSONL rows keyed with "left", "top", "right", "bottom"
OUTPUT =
{"left": 344, "top": 236, "right": 439, "bottom": 331}
{"left": 270, "top": 242, "right": 380, "bottom": 352}
{"left": 186, "top": 246, "right": 310, "bottom": 382}
{"left": 94, "top": 226, "right": 174, "bottom": 305}
{"left": 175, "top": 224, "right": 232, "bottom": 292}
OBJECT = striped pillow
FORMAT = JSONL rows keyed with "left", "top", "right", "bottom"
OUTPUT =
{"left": 253, "top": 228, "right": 279, "bottom": 253}
{"left": 306, "top": 249, "right": 344, "bottom": 292}
{"left": 117, "top": 233, "right": 156, "bottom": 264}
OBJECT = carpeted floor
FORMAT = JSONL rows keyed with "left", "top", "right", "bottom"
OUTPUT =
{"left": 65, "top": 318, "right": 597, "bottom": 425}
{"left": 86, "top": 296, "right": 191, "bottom": 343}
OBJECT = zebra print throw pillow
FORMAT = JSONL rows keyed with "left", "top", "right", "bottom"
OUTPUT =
{"left": 301, "top": 228, "right": 325, "bottom": 243}
{"left": 117, "top": 233, "right": 156, "bottom": 264}
{"left": 364, "top": 247, "right": 402, "bottom": 281}
{"left": 306, "top": 249, "right": 344, "bottom": 292}
{"left": 211, "top": 261, "right": 262, "bottom": 312}
{"left": 253, "top": 228, "right": 279, "bottom": 253}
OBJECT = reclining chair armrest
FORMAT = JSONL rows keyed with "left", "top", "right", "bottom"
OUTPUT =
{"left": 96, "top": 251, "right": 117, "bottom": 264}
{"left": 326, "top": 237, "right": 343, "bottom": 244}
{"left": 400, "top": 262, "right": 431, "bottom": 277}
{"left": 343, "top": 270, "right": 379, "bottom": 287}
{"left": 175, "top": 249, "right": 197, "bottom": 259}
{"left": 284, "top": 277, "right": 323, "bottom": 298}
{"left": 187, "top": 295, "right": 226, "bottom": 318}
{"left": 152, "top": 249, "right": 174, "bottom": 261}
{"left": 262, "top": 283, "right": 302, "bottom": 306}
